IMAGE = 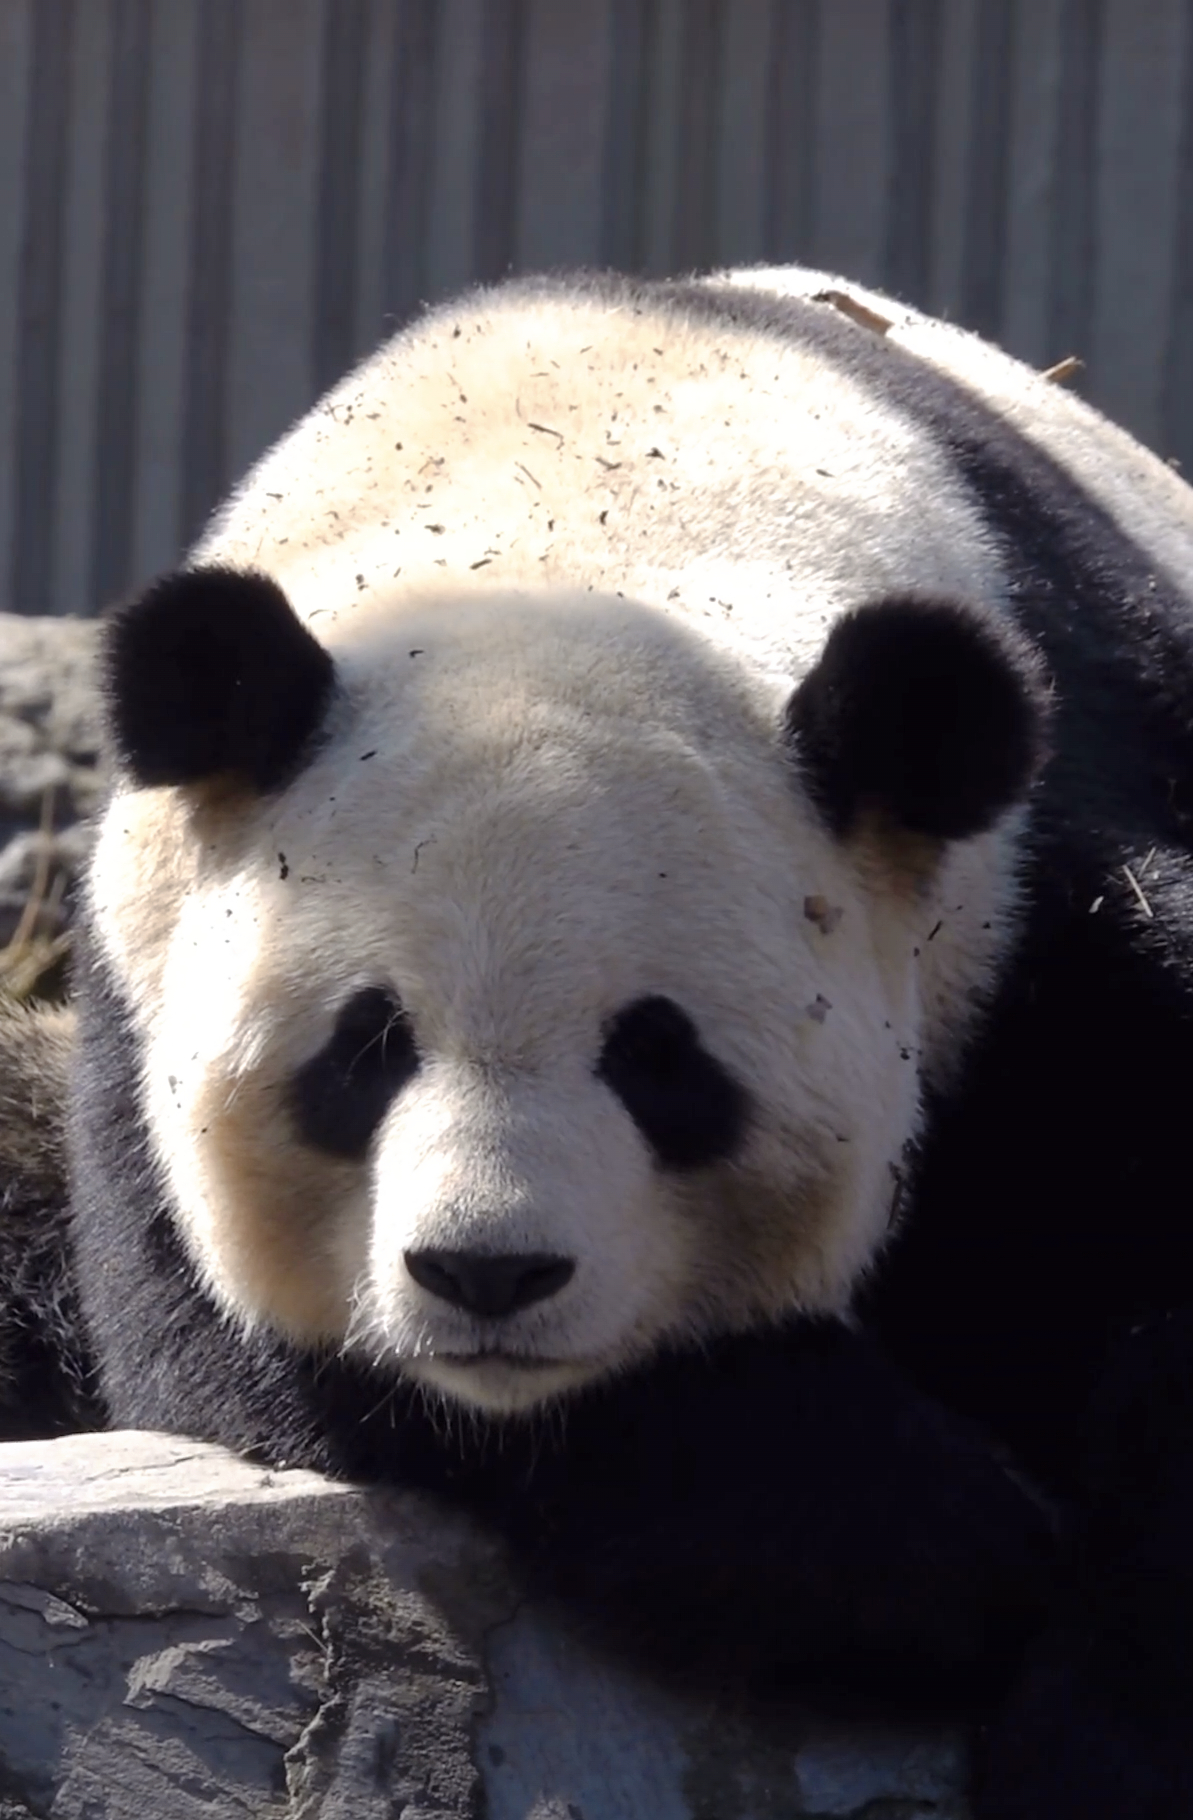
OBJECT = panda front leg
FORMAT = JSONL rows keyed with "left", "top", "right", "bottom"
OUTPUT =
{"left": 976, "top": 1306, "right": 1193, "bottom": 1819}
{"left": 485, "top": 1317, "right": 1057, "bottom": 1703}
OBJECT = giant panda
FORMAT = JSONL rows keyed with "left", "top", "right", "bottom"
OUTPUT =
{"left": 11, "top": 266, "right": 1193, "bottom": 1816}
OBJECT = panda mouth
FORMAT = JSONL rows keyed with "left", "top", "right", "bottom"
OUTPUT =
{"left": 434, "top": 1350, "right": 567, "bottom": 1370}
{"left": 405, "top": 1348, "right": 606, "bottom": 1414}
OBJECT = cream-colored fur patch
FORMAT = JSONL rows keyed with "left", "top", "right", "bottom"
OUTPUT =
{"left": 90, "top": 271, "right": 1042, "bottom": 1413}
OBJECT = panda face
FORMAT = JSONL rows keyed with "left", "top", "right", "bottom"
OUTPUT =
{"left": 90, "top": 582, "right": 1032, "bottom": 1416}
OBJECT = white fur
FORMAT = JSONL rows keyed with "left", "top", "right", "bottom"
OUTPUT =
{"left": 720, "top": 263, "right": 1193, "bottom": 600}
{"left": 90, "top": 270, "right": 1043, "bottom": 1413}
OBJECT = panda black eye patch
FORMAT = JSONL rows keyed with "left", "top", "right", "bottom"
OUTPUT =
{"left": 290, "top": 987, "right": 418, "bottom": 1160}
{"left": 595, "top": 995, "right": 748, "bottom": 1170}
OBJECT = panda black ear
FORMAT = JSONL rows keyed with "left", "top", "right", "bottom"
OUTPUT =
{"left": 785, "top": 596, "right": 1049, "bottom": 841}
{"left": 103, "top": 566, "right": 337, "bottom": 791}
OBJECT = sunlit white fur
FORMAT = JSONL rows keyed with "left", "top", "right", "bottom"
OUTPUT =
{"left": 720, "top": 262, "right": 1193, "bottom": 602}
{"left": 87, "top": 270, "right": 1052, "bottom": 1414}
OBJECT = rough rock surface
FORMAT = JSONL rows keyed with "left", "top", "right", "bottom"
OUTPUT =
{"left": 0, "top": 615, "right": 103, "bottom": 953}
{"left": 0, "top": 1432, "right": 973, "bottom": 1818}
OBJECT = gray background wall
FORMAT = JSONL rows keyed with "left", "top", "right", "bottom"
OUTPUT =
{"left": 2, "top": 0, "right": 1191, "bottom": 615}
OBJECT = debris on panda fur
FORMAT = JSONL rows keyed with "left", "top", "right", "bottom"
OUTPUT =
{"left": 3, "top": 266, "right": 1193, "bottom": 1818}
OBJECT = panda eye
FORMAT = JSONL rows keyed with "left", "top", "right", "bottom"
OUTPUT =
{"left": 290, "top": 987, "right": 418, "bottom": 1160}
{"left": 595, "top": 995, "right": 748, "bottom": 1170}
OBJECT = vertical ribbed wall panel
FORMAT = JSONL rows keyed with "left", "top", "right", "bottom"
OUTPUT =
{"left": 3, "top": 0, "right": 1193, "bottom": 612}
{"left": 0, "top": 2, "right": 33, "bottom": 610}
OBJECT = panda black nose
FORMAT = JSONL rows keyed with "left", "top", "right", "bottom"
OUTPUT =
{"left": 403, "top": 1248, "right": 575, "bottom": 1318}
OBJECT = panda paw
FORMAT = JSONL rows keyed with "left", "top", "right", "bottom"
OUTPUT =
{"left": 975, "top": 1639, "right": 1193, "bottom": 1819}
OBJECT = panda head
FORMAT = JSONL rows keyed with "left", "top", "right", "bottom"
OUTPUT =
{"left": 90, "top": 566, "right": 1046, "bottom": 1415}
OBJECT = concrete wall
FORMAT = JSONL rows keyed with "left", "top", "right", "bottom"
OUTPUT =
{"left": 2, "top": 0, "right": 1192, "bottom": 613}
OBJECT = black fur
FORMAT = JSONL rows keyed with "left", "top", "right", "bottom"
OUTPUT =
{"left": 103, "top": 566, "right": 336, "bottom": 791}
{"left": 787, "top": 595, "right": 1049, "bottom": 839}
{"left": 595, "top": 996, "right": 748, "bottom": 1169}
{"left": 760, "top": 300, "right": 1193, "bottom": 1815}
{"left": 290, "top": 988, "right": 419, "bottom": 1160}
{"left": 30, "top": 272, "right": 1193, "bottom": 1817}
{"left": 0, "top": 1003, "right": 99, "bottom": 1438}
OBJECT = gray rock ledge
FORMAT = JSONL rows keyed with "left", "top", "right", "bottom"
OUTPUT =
{"left": 0, "top": 1430, "right": 971, "bottom": 1818}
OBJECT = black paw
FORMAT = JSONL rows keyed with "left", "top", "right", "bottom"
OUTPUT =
{"left": 977, "top": 1637, "right": 1193, "bottom": 1819}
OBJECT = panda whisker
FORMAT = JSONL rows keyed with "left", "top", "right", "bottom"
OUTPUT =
{"left": 356, "top": 1379, "right": 399, "bottom": 1427}
{"left": 341, "top": 1277, "right": 379, "bottom": 1356}
{"left": 345, "top": 1009, "right": 409, "bottom": 1081}
{"left": 415, "top": 1378, "right": 465, "bottom": 1450}
{"left": 536, "top": 1394, "right": 570, "bottom": 1457}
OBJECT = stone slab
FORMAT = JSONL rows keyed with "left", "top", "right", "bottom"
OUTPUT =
{"left": 0, "top": 1430, "right": 971, "bottom": 1818}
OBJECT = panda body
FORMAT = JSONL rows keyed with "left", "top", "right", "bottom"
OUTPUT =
{"left": 57, "top": 270, "right": 1193, "bottom": 1814}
